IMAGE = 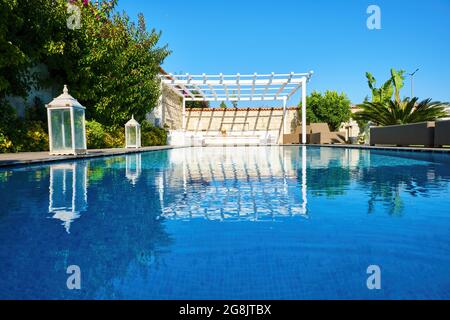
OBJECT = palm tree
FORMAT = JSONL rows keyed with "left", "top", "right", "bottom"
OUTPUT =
{"left": 353, "top": 97, "right": 449, "bottom": 126}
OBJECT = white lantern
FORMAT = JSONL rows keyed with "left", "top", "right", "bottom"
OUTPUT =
{"left": 125, "top": 115, "right": 141, "bottom": 148}
{"left": 46, "top": 85, "right": 87, "bottom": 155}
{"left": 48, "top": 162, "right": 88, "bottom": 234}
{"left": 126, "top": 153, "right": 142, "bottom": 185}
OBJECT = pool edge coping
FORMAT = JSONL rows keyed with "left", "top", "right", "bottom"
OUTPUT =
{"left": 2, "top": 144, "right": 450, "bottom": 168}
{"left": 0, "top": 146, "right": 185, "bottom": 168}
{"left": 301, "top": 144, "right": 450, "bottom": 153}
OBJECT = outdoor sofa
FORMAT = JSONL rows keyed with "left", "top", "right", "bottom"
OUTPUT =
{"left": 283, "top": 125, "right": 310, "bottom": 144}
{"left": 434, "top": 120, "right": 450, "bottom": 147}
{"left": 309, "top": 123, "right": 346, "bottom": 144}
{"left": 370, "top": 122, "right": 435, "bottom": 147}
{"left": 283, "top": 123, "right": 346, "bottom": 144}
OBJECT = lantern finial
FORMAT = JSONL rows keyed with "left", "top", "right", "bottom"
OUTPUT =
{"left": 63, "top": 85, "right": 68, "bottom": 95}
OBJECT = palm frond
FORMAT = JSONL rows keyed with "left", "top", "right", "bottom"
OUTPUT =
{"left": 354, "top": 98, "right": 449, "bottom": 126}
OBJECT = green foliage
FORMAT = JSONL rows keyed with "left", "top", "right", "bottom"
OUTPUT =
{"left": 86, "top": 120, "right": 125, "bottom": 149}
{"left": 24, "top": 97, "right": 48, "bottom": 128}
{"left": 230, "top": 91, "right": 238, "bottom": 108}
{"left": 45, "top": 1, "right": 170, "bottom": 127}
{"left": 186, "top": 101, "right": 210, "bottom": 108}
{"left": 0, "top": 0, "right": 67, "bottom": 97}
{"left": 365, "top": 68, "right": 405, "bottom": 104}
{"left": 18, "top": 121, "right": 48, "bottom": 152}
{"left": 219, "top": 101, "right": 227, "bottom": 108}
{"left": 86, "top": 120, "right": 110, "bottom": 149}
{"left": 391, "top": 68, "right": 406, "bottom": 103}
{"left": 186, "top": 92, "right": 210, "bottom": 108}
{"left": 353, "top": 98, "right": 449, "bottom": 126}
{"left": 141, "top": 121, "right": 167, "bottom": 146}
{"left": 0, "top": 0, "right": 171, "bottom": 152}
{"left": 0, "top": 131, "right": 13, "bottom": 153}
{"left": 0, "top": 96, "right": 52, "bottom": 153}
{"left": 356, "top": 119, "right": 370, "bottom": 144}
{"left": 299, "top": 90, "right": 352, "bottom": 131}
{"left": 0, "top": 99, "right": 49, "bottom": 152}
{"left": 366, "top": 72, "right": 394, "bottom": 104}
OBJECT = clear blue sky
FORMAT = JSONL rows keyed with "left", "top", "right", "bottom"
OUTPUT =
{"left": 118, "top": 0, "right": 450, "bottom": 106}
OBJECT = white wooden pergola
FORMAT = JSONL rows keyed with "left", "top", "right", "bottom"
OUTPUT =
{"left": 159, "top": 71, "right": 314, "bottom": 144}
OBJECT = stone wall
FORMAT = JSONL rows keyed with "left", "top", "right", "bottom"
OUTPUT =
{"left": 147, "top": 83, "right": 183, "bottom": 129}
{"left": 161, "top": 84, "right": 183, "bottom": 129}
{"left": 7, "top": 64, "right": 59, "bottom": 117}
{"left": 185, "top": 107, "right": 299, "bottom": 143}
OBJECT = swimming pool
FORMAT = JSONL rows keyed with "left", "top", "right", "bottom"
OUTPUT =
{"left": 0, "top": 146, "right": 449, "bottom": 299}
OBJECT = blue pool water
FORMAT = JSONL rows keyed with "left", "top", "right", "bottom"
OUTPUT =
{"left": 0, "top": 146, "right": 449, "bottom": 300}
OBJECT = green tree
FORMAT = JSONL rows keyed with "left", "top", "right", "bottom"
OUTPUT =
{"left": 0, "top": 0, "right": 171, "bottom": 152}
{"left": 219, "top": 101, "right": 227, "bottom": 108}
{"left": 353, "top": 97, "right": 449, "bottom": 126}
{"left": 0, "top": 0, "right": 69, "bottom": 98}
{"left": 299, "top": 90, "right": 352, "bottom": 131}
{"left": 46, "top": 1, "right": 170, "bottom": 127}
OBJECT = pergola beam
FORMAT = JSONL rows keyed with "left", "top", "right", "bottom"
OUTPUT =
{"left": 262, "top": 72, "right": 275, "bottom": 99}
{"left": 162, "top": 79, "right": 303, "bottom": 86}
{"left": 274, "top": 72, "right": 294, "bottom": 99}
{"left": 185, "top": 96, "right": 287, "bottom": 102}
{"left": 159, "top": 71, "right": 313, "bottom": 144}
{"left": 170, "top": 73, "right": 196, "bottom": 100}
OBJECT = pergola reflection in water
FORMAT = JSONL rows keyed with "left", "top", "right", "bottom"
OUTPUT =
{"left": 157, "top": 146, "right": 308, "bottom": 221}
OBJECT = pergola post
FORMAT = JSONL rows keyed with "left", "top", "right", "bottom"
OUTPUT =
{"left": 282, "top": 97, "right": 287, "bottom": 135}
{"left": 301, "top": 78, "right": 307, "bottom": 144}
{"left": 182, "top": 97, "right": 186, "bottom": 131}
{"left": 301, "top": 145, "right": 307, "bottom": 214}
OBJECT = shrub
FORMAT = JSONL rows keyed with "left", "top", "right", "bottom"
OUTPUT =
{"left": 0, "top": 131, "right": 14, "bottom": 153}
{"left": 86, "top": 120, "right": 125, "bottom": 149}
{"left": 24, "top": 97, "right": 48, "bottom": 129}
{"left": 18, "top": 121, "right": 49, "bottom": 152}
{"left": 141, "top": 121, "right": 167, "bottom": 146}
{"left": 86, "top": 120, "right": 109, "bottom": 149}
{"left": 354, "top": 98, "right": 449, "bottom": 126}
{"left": 104, "top": 126, "right": 125, "bottom": 148}
{"left": 0, "top": 100, "right": 49, "bottom": 153}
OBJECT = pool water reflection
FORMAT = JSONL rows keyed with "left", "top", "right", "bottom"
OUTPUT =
{"left": 0, "top": 146, "right": 449, "bottom": 299}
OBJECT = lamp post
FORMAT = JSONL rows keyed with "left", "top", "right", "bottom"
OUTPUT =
{"left": 408, "top": 68, "right": 419, "bottom": 98}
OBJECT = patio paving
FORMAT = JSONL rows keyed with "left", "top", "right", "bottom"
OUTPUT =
{"left": 0, "top": 146, "right": 177, "bottom": 168}
{"left": 304, "top": 144, "right": 450, "bottom": 153}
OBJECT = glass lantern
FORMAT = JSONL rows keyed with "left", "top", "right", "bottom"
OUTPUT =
{"left": 125, "top": 115, "right": 141, "bottom": 148}
{"left": 126, "top": 153, "right": 142, "bottom": 185}
{"left": 48, "top": 162, "right": 88, "bottom": 234}
{"left": 46, "top": 85, "right": 86, "bottom": 155}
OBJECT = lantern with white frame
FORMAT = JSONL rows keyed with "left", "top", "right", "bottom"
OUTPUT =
{"left": 126, "top": 153, "right": 142, "bottom": 185}
{"left": 125, "top": 115, "right": 141, "bottom": 148}
{"left": 46, "top": 85, "right": 87, "bottom": 155}
{"left": 48, "top": 162, "right": 88, "bottom": 234}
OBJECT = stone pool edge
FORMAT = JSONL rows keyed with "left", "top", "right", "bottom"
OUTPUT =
{"left": 301, "top": 144, "right": 450, "bottom": 153}
{"left": 0, "top": 146, "right": 185, "bottom": 168}
{"left": 2, "top": 144, "right": 450, "bottom": 168}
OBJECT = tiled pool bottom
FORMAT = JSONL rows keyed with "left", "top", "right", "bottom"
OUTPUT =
{"left": 0, "top": 146, "right": 449, "bottom": 299}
